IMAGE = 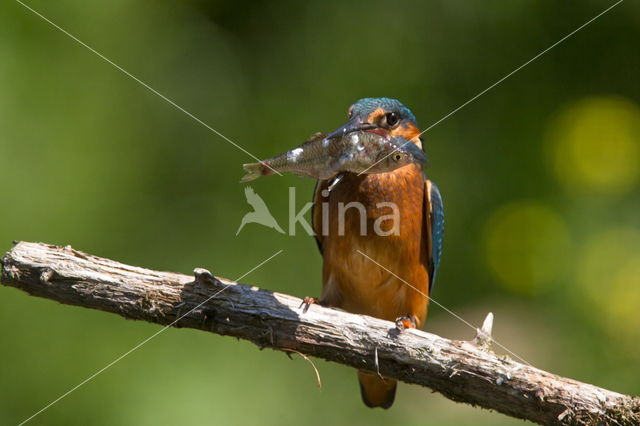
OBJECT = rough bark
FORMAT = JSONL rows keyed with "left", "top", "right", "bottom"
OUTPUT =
{"left": 1, "top": 241, "right": 638, "bottom": 425}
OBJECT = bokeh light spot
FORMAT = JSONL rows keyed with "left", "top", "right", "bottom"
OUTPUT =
{"left": 547, "top": 96, "right": 640, "bottom": 194}
{"left": 576, "top": 228, "right": 640, "bottom": 348}
{"left": 483, "top": 201, "right": 571, "bottom": 295}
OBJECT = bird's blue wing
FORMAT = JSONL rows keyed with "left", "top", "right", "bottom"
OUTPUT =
{"left": 426, "top": 180, "right": 444, "bottom": 293}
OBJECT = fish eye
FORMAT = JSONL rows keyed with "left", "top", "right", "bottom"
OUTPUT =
{"left": 383, "top": 112, "right": 400, "bottom": 128}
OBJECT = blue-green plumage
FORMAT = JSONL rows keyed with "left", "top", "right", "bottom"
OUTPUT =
{"left": 429, "top": 182, "right": 445, "bottom": 292}
{"left": 349, "top": 97, "right": 418, "bottom": 126}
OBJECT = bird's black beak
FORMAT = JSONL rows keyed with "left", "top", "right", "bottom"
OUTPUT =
{"left": 325, "top": 116, "right": 376, "bottom": 140}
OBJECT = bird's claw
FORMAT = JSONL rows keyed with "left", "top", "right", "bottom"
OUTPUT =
{"left": 300, "top": 296, "right": 320, "bottom": 313}
{"left": 395, "top": 314, "right": 418, "bottom": 331}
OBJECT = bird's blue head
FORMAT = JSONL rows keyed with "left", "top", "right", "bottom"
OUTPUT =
{"left": 327, "top": 98, "right": 421, "bottom": 144}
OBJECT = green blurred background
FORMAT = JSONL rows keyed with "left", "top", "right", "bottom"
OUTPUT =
{"left": 1, "top": 1, "right": 639, "bottom": 424}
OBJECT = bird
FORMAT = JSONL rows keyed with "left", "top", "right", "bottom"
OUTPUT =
{"left": 310, "top": 97, "right": 444, "bottom": 409}
{"left": 236, "top": 186, "right": 285, "bottom": 235}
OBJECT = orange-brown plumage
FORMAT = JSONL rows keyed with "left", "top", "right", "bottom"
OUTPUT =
{"left": 311, "top": 97, "right": 443, "bottom": 409}
{"left": 313, "top": 164, "right": 430, "bottom": 324}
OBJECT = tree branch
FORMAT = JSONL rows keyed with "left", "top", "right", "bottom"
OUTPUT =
{"left": 1, "top": 242, "right": 638, "bottom": 425}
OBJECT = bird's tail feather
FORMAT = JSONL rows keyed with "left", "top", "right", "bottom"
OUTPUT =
{"left": 240, "top": 162, "right": 273, "bottom": 183}
{"left": 358, "top": 370, "right": 397, "bottom": 409}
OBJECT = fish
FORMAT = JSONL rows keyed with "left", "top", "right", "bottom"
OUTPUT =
{"left": 240, "top": 131, "right": 426, "bottom": 183}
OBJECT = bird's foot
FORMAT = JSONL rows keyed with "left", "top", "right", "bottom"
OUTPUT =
{"left": 299, "top": 296, "right": 322, "bottom": 313}
{"left": 395, "top": 314, "right": 418, "bottom": 331}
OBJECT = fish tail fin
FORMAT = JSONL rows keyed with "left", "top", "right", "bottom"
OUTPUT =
{"left": 240, "top": 162, "right": 273, "bottom": 183}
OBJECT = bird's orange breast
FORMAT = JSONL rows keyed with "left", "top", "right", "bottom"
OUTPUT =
{"left": 315, "top": 163, "right": 429, "bottom": 326}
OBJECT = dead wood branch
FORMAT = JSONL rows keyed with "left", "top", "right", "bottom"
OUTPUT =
{"left": 1, "top": 242, "right": 638, "bottom": 425}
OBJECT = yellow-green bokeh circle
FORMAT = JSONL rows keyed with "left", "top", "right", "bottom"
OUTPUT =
{"left": 576, "top": 228, "right": 640, "bottom": 345}
{"left": 483, "top": 201, "right": 571, "bottom": 295}
{"left": 547, "top": 96, "right": 640, "bottom": 194}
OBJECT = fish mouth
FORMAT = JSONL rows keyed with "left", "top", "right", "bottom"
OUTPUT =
{"left": 401, "top": 139, "right": 427, "bottom": 165}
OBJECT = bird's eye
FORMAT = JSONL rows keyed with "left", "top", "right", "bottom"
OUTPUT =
{"left": 393, "top": 153, "right": 403, "bottom": 161}
{"left": 383, "top": 112, "right": 400, "bottom": 128}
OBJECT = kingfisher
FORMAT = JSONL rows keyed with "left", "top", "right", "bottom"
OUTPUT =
{"left": 310, "top": 98, "right": 444, "bottom": 409}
